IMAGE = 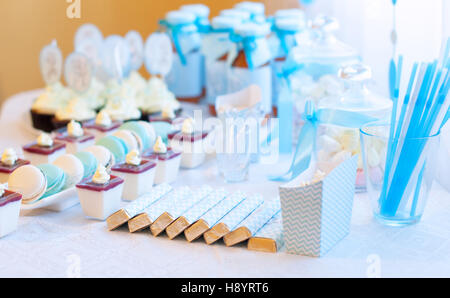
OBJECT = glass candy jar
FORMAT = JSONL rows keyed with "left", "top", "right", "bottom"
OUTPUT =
{"left": 163, "top": 10, "right": 204, "bottom": 103}
{"left": 315, "top": 63, "right": 392, "bottom": 191}
{"left": 283, "top": 15, "right": 360, "bottom": 139}
{"left": 202, "top": 16, "right": 242, "bottom": 116}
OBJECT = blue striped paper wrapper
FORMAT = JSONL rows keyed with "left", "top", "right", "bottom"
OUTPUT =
{"left": 253, "top": 213, "right": 284, "bottom": 250}
{"left": 235, "top": 198, "right": 281, "bottom": 236}
{"left": 201, "top": 191, "right": 247, "bottom": 227}
{"left": 217, "top": 194, "right": 264, "bottom": 231}
{"left": 279, "top": 155, "right": 357, "bottom": 257}
{"left": 123, "top": 183, "right": 172, "bottom": 218}
{"left": 166, "top": 185, "right": 213, "bottom": 218}
{"left": 144, "top": 187, "right": 191, "bottom": 222}
{"left": 183, "top": 189, "right": 229, "bottom": 224}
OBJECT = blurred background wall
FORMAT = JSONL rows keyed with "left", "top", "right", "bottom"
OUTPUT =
{"left": 0, "top": 0, "right": 299, "bottom": 104}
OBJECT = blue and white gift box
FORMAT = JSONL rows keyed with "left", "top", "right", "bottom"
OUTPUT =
{"left": 279, "top": 155, "right": 358, "bottom": 257}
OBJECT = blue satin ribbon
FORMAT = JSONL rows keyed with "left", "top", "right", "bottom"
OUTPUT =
{"left": 273, "top": 28, "right": 299, "bottom": 56}
{"left": 159, "top": 19, "right": 198, "bottom": 65}
{"left": 269, "top": 101, "right": 378, "bottom": 182}
{"left": 229, "top": 33, "right": 264, "bottom": 70}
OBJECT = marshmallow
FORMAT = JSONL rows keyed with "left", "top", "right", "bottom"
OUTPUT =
{"left": 319, "top": 135, "right": 341, "bottom": 153}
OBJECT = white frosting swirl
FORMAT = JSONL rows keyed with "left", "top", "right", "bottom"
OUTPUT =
{"left": 32, "top": 82, "right": 73, "bottom": 114}
{"left": 153, "top": 136, "right": 167, "bottom": 154}
{"left": 37, "top": 133, "right": 53, "bottom": 147}
{"left": 139, "top": 77, "right": 180, "bottom": 113}
{"left": 67, "top": 120, "right": 84, "bottom": 137}
{"left": 55, "top": 97, "right": 96, "bottom": 121}
{"left": 181, "top": 118, "right": 195, "bottom": 135}
{"left": 92, "top": 164, "right": 110, "bottom": 184}
{"left": 1, "top": 148, "right": 18, "bottom": 166}
{"left": 95, "top": 110, "right": 112, "bottom": 127}
{"left": 126, "top": 150, "right": 142, "bottom": 166}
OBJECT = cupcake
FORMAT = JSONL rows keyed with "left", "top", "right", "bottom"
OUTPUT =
{"left": 112, "top": 150, "right": 156, "bottom": 201}
{"left": 55, "top": 120, "right": 95, "bottom": 154}
{"left": 126, "top": 71, "right": 148, "bottom": 108}
{"left": 23, "top": 133, "right": 66, "bottom": 165}
{"left": 83, "top": 111, "right": 123, "bottom": 140}
{"left": 76, "top": 164, "right": 124, "bottom": 220}
{"left": 53, "top": 97, "right": 96, "bottom": 130}
{"left": 139, "top": 76, "right": 181, "bottom": 120}
{"left": 101, "top": 80, "right": 142, "bottom": 122}
{"left": 30, "top": 82, "right": 73, "bottom": 132}
{"left": 144, "top": 136, "right": 181, "bottom": 184}
{"left": 0, "top": 148, "right": 30, "bottom": 183}
{"left": 0, "top": 185, "right": 23, "bottom": 238}
{"left": 168, "top": 118, "right": 208, "bottom": 169}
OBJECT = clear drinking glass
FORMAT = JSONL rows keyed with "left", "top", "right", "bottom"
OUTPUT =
{"left": 360, "top": 123, "right": 441, "bottom": 226}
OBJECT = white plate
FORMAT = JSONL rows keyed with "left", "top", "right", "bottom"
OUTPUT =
{"left": 21, "top": 187, "right": 79, "bottom": 212}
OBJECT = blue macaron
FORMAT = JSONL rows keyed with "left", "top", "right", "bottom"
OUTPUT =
{"left": 119, "top": 122, "right": 151, "bottom": 150}
{"left": 74, "top": 151, "right": 98, "bottom": 179}
{"left": 36, "top": 164, "right": 67, "bottom": 199}
{"left": 151, "top": 121, "right": 173, "bottom": 145}
{"left": 96, "top": 135, "right": 130, "bottom": 163}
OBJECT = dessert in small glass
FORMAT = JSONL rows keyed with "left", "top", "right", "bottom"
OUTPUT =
{"left": 83, "top": 111, "right": 123, "bottom": 140}
{"left": 23, "top": 133, "right": 66, "bottom": 165}
{"left": 168, "top": 118, "right": 208, "bottom": 169}
{"left": 112, "top": 150, "right": 156, "bottom": 201}
{"left": 76, "top": 164, "right": 124, "bottom": 220}
{"left": 55, "top": 120, "right": 95, "bottom": 154}
{"left": 143, "top": 136, "right": 181, "bottom": 184}
{"left": 0, "top": 185, "right": 23, "bottom": 238}
{"left": 0, "top": 148, "right": 30, "bottom": 183}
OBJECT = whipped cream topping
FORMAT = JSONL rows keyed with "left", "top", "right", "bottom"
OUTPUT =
{"left": 37, "top": 133, "right": 53, "bottom": 147}
{"left": 181, "top": 118, "right": 195, "bottom": 135}
{"left": 32, "top": 82, "right": 73, "bottom": 114}
{"left": 162, "top": 105, "right": 176, "bottom": 119}
{"left": 67, "top": 120, "right": 84, "bottom": 137}
{"left": 139, "top": 77, "right": 180, "bottom": 113}
{"left": 1, "top": 148, "right": 18, "bottom": 166}
{"left": 95, "top": 110, "right": 112, "bottom": 127}
{"left": 92, "top": 164, "right": 110, "bottom": 184}
{"left": 55, "top": 97, "right": 96, "bottom": 121}
{"left": 153, "top": 136, "right": 167, "bottom": 154}
{"left": 126, "top": 149, "right": 142, "bottom": 166}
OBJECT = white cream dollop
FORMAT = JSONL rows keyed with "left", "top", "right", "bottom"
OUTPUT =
{"left": 92, "top": 164, "right": 110, "bottom": 184}
{"left": 95, "top": 110, "right": 112, "bottom": 127}
{"left": 67, "top": 120, "right": 84, "bottom": 137}
{"left": 153, "top": 136, "right": 167, "bottom": 154}
{"left": 162, "top": 105, "right": 176, "bottom": 119}
{"left": 126, "top": 149, "right": 142, "bottom": 166}
{"left": 1, "top": 148, "right": 18, "bottom": 166}
{"left": 181, "top": 118, "right": 195, "bottom": 135}
{"left": 300, "top": 170, "right": 326, "bottom": 187}
{"left": 37, "top": 133, "right": 53, "bottom": 147}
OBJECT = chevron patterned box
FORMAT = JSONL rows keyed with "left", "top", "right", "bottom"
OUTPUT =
{"left": 279, "top": 155, "right": 358, "bottom": 257}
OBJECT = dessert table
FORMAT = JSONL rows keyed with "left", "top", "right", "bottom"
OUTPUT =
{"left": 0, "top": 90, "right": 449, "bottom": 278}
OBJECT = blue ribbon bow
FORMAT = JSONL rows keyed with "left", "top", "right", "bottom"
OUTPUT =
{"left": 159, "top": 19, "right": 198, "bottom": 65}
{"left": 273, "top": 27, "right": 299, "bottom": 56}
{"left": 229, "top": 33, "right": 263, "bottom": 70}
{"left": 269, "top": 101, "right": 378, "bottom": 182}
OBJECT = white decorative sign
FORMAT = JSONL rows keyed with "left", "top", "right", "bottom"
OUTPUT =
{"left": 144, "top": 32, "right": 173, "bottom": 77}
{"left": 102, "top": 35, "right": 131, "bottom": 80}
{"left": 125, "top": 30, "right": 144, "bottom": 71}
{"left": 74, "top": 23, "right": 103, "bottom": 50}
{"left": 40, "top": 41, "right": 63, "bottom": 85}
{"left": 64, "top": 53, "right": 93, "bottom": 93}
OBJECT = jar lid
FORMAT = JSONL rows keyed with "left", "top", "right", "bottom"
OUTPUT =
{"left": 234, "top": 22, "right": 271, "bottom": 37}
{"left": 275, "top": 9, "right": 305, "bottom": 20}
{"left": 320, "top": 63, "right": 392, "bottom": 115}
{"left": 235, "top": 1, "right": 265, "bottom": 15}
{"left": 220, "top": 9, "right": 251, "bottom": 21}
{"left": 212, "top": 16, "right": 242, "bottom": 30}
{"left": 275, "top": 17, "right": 306, "bottom": 32}
{"left": 180, "top": 4, "right": 210, "bottom": 18}
{"left": 166, "top": 10, "right": 196, "bottom": 25}
{"left": 289, "top": 15, "right": 358, "bottom": 63}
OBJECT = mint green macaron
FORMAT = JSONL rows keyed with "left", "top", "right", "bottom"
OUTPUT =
{"left": 36, "top": 164, "right": 67, "bottom": 199}
{"left": 119, "top": 122, "right": 151, "bottom": 150}
{"left": 96, "top": 135, "right": 130, "bottom": 163}
{"left": 151, "top": 121, "right": 174, "bottom": 145}
{"left": 74, "top": 151, "right": 98, "bottom": 179}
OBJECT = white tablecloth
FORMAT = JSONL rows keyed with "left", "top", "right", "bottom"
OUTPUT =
{"left": 0, "top": 90, "right": 449, "bottom": 278}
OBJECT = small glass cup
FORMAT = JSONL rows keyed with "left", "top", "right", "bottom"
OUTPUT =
{"left": 360, "top": 123, "right": 440, "bottom": 226}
